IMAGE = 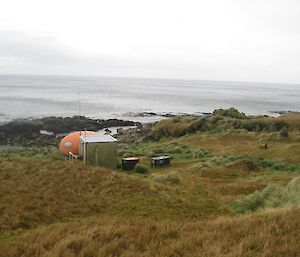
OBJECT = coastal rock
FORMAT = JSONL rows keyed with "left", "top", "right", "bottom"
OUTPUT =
{"left": 0, "top": 116, "right": 141, "bottom": 146}
{"left": 125, "top": 111, "right": 206, "bottom": 118}
{"left": 0, "top": 119, "right": 42, "bottom": 138}
{"left": 38, "top": 116, "right": 140, "bottom": 133}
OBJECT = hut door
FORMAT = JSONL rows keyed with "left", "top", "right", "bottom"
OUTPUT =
{"left": 95, "top": 147, "right": 99, "bottom": 166}
{"left": 83, "top": 142, "right": 87, "bottom": 165}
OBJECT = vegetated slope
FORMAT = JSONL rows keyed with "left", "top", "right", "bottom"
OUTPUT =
{"left": 0, "top": 157, "right": 227, "bottom": 233}
{"left": 232, "top": 176, "right": 300, "bottom": 213}
{"left": 143, "top": 110, "right": 300, "bottom": 141}
{"left": 1, "top": 110, "right": 300, "bottom": 256}
{"left": 178, "top": 131, "right": 300, "bottom": 164}
{"left": 1, "top": 206, "right": 299, "bottom": 257}
{"left": 0, "top": 158, "right": 163, "bottom": 231}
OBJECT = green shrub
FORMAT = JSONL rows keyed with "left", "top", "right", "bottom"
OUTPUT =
{"left": 189, "top": 118, "right": 212, "bottom": 132}
{"left": 279, "top": 127, "right": 289, "bottom": 138}
{"left": 269, "top": 121, "right": 289, "bottom": 132}
{"left": 212, "top": 108, "right": 247, "bottom": 119}
{"left": 134, "top": 164, "right": 149, "bottom": 174}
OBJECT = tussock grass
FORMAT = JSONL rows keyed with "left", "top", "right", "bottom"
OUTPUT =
{"left": 119, "top": 141, "right": 193, "bottom": 159}
{"left": 180, "top": 130, "right": 300, "bottom": 164}
{"left": 0, "top": 158, "right": 158, "bottom": 231}
{"left": 0, "top": 157, "right": 228, "bottom": 233}
{"left": 144, "top": 110, "right": 300, "bottom": 141}
{"left": 150, "top": 172, "right": 181, "bottom": 184}
{"left": 255, "top": 157, "right": 300, "bottom": 172}
{"left": 0, "top": 146, "right": 63, "bottom": 160}
{"left": 1, "top": 206, "right": 299, "bottom": 257}
{"left": 134, "top": 164, "right": 149, "bottom": 174}
{"left": 232, "top": 176, "right": 300, "bottom": 213}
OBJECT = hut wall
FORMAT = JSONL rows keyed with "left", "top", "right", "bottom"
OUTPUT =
{"left": 85, "top": 142, "right": 117, "bottom": 169}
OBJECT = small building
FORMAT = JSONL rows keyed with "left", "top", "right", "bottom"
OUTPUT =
{"left": 79, "top": 134, "right": 117, "bottom": 169}
{"left": 122, "top": 157, "right": 139, "bottom": 171}
{"left": 151, "top": 156, "right": 171, "bottom": 168}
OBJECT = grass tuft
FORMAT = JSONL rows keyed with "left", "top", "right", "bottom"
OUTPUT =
{"left": 231, "top": 176, "right": 300, "bottom": 213}
{"left": 134, "top": 164, "right": 149, "bottom": 174}
{"left": 150, "top": 172, "right": 181, "bottom": 184}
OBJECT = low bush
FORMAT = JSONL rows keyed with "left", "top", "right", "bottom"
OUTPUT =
{"left": 134, "top": 164, "right": 149, "bottom": 174}
{"left": 240, "top": 119, "right": 289, "bottom": 132}
{"left": 269, "top": 121, "right": 289, "bottom": 132}
{"left": 279, "top": 127, "right": 289, "bottom": 138}
{"left": 212, "top": 108, "right": 247, "bottom": 119}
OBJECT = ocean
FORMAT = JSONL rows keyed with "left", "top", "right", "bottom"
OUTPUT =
{"left": 0, "top": 75, "right": 299, "bottom": 123}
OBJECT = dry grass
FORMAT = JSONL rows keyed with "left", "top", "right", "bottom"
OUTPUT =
{"left": 1, "top": 114, "right": 300, "bottom": 256}
{"left": 274, "top": 113, "right": 300, "bottom": 130}
{"left": 179, "top": 131, "right": 300, "bottom": 164}
{"left": 1, "top": 206, "right": 299, "bottom": 257}
{"left": 0, "top": 157, "right": 232, "bottom": 234}
{"left": 0, "top": 158, "right": 160, "bottom": 231}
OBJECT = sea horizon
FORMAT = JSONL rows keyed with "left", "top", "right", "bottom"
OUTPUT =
{"left": 1, "top": 74, "right": 299, "bottom": 124}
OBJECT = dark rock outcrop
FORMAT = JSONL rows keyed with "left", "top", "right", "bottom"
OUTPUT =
{"left": 38, "top": 116, "right": 140, "bottom": 134}
{"left": 0, "top": 116, "right": 141, "bottom": 146}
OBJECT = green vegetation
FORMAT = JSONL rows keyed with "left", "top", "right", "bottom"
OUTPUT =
{"left": 119, "top": 141, "right": 300, "bottom": 173}
{"left": 150, "top": 172, "right": 181, "bottom": 184}
{"left": 119, "top": 141, "right": 203, "bottom": 160}
{"left": 255, "top": 156, "right": 300, "bottom": 172}
{"left": 0, "top": 146, "right": 63, "bottom": 160}
{"left": 1, "top": 109, "right": 300, "bottom": 257}
{"left": 279, "top": 126, "right": 289, "bottom": 138}
{"left": 144, "top": 109, "right": 298, "bottom": 141}
{"left": 232, "top": 176, "right": 300, "bottom": 213}
{"left": 212, "top": 107, "right": 247, "bottom": 119}
{"left": 134, "top": 164, "right": 149, "bottom": 174}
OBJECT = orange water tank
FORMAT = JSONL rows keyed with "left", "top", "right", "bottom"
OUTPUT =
{"left": 59, "top": 131, "right": 97, "bottom": 155}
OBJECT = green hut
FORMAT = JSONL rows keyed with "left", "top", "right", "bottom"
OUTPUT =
{"left": 79, "top": 134, "right": 117, "bottom": 169}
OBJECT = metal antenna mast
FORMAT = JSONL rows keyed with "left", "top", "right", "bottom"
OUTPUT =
{"left": 78, "top": 85, "right": 81, "bottom": 116}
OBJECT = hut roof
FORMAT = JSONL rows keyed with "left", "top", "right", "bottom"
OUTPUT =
{"left": 80, "top": 134, "right": 117, "bottom": 143}
{"left": 151, "top": 155, "right": 170, "bottom": 160}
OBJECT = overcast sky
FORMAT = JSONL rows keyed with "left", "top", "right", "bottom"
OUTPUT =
{"left": 0, "top": 0, "right": 300, "bottom": 83}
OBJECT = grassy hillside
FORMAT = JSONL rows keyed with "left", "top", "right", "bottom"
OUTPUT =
{"left": 0, "top": 157, "right": 230, "bottom": 233}
{"left": 1, "top": 110, "right": 300, "bottom": 256}
{"left": 0, "top": 158, "right": 181, "bottom": 232}
{"left": 1, "top": 207, "right": 299, "bottom": 257}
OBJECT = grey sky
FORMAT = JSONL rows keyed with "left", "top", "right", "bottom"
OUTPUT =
{"left": 0, "top": 0, "right": 300, "bottom": 83}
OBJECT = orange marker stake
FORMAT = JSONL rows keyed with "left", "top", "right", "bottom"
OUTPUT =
{"left": 191, "top": 180, "right": 195, "bottom": 187}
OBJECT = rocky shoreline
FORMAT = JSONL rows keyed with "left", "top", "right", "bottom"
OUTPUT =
{"left": 0, "top": 108, "right": 298, "bottom": 147}
{"left": 124, "top": 111, "right": 211, "bottom": 118}
{"left": 0, "top": 116, "right": 141, "bottom": 146}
